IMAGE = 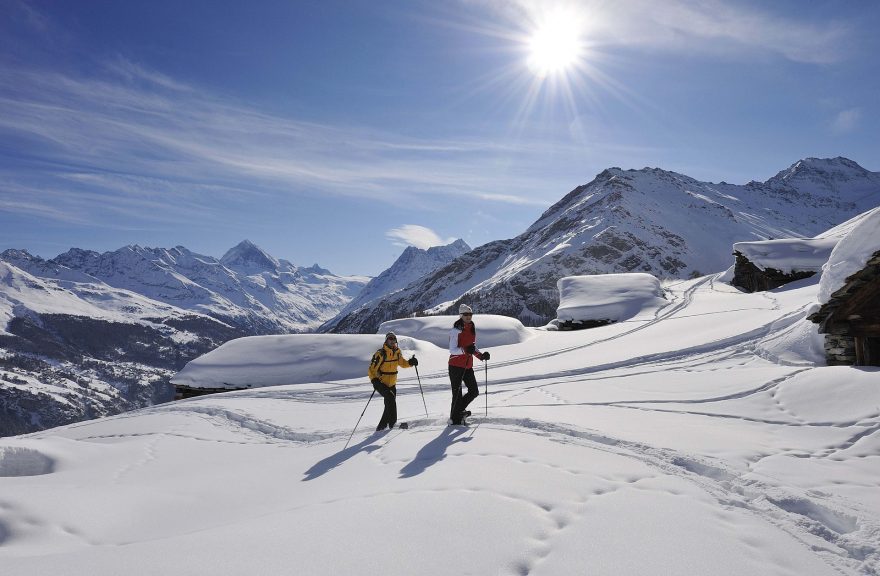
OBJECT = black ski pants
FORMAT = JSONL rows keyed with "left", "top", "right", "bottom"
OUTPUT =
{"left": 449, "top": 365, "right": 479, "bottom": 423}
{"left": 372, "top": 380, "right": 397, "bottom": 430}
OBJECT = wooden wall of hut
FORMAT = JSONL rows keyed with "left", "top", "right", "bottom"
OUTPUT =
{"left": 808, "top": 251, "right": 880, "bottom": 367}
{"left": 731, "top": 252, "right": 816, "bottom": 293}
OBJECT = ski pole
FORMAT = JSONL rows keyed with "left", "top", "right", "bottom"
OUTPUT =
{"left": 414, "top": 365, "right": 429, "bottom": 418}
{"left": 344, "top": 389, "right": 375, "bottom": 450}
{"left": 484, "top": 360, "right": 488, "bottom": 417}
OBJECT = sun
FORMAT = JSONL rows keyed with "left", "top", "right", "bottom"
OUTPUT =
{"left": 527, "top": 10, "right": 583, "bottom": 77}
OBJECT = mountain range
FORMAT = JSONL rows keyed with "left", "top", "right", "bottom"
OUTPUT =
{"left": 2, "top": 156, "right": 879, "bottom": 434}
{"left": 326, "top": 157, "right": 880, "bottom": 334}
{"left": 0, "top": 239, "right": 466, "bottom": 434}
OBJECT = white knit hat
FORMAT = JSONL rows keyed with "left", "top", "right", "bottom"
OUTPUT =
{"left": 459, "top": 304, "right": 473, "bottom": 314}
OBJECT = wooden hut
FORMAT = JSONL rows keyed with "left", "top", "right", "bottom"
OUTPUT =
{"left": 807, "top": 249, "right": 880, "bottom": 366}
{"left": 731, "top": 238, "right": 836, "bottom": 293}
{"left": 174, "top": 383, "right": 251, "bottom": 400}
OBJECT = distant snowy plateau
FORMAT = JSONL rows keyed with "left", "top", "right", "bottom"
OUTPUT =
{"left": 2, "top": 156, "right": 879, "bottom": 435}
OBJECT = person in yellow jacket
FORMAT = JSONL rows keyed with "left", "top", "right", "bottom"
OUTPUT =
{"left": 368, "top": 332, "right": 418, "bottom": 430}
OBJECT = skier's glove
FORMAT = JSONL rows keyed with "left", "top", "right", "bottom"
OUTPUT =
{"left": 465, "top": 344, "right": 476, "bottom": 354}
{"left": 371, "top": 378, "right": 382, "bottom": 386}
{"left": 408, "top": 356, "right": 418, "bottom": 366}
{"left": 480, "top": 351, "right": 490, "bottom": 361}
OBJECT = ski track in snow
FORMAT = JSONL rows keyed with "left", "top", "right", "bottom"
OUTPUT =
{"left": 291, "top": 277, "right": 876, "bottom": 573}
{"left": 104, "top": 391, "right": 878, "bottom": 574}
{"left": 294, "top": 412, "right": 878, "bottom": 576}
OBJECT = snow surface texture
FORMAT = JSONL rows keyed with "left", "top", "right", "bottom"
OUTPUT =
{"left": 555, "top": 273, "right": 667, "bottom": 323}
{"left": 2, "top": 273, "right": 879, "bottom": 575}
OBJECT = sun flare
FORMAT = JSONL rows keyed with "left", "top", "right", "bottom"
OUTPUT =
{"left": 527, "top": 11, "right": 583, "bottom": 77}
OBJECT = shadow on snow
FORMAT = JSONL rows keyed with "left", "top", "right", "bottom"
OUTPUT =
{"left": 398, "top": 425, "right": 474, "bottom": 479}
{"left": 302, "top": 433, "right": 386, "bottom": 481}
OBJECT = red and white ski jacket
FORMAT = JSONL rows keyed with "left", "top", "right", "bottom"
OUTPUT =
{"left": 448, "top": 319, "right": 485, "bottom": 369}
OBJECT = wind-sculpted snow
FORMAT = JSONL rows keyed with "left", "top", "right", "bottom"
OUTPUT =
{"left": 1, "top": 273, "right": 878, "bottom": 575}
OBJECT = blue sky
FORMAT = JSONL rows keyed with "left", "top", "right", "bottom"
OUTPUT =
{"left": 1, "top": 0, "right": 878, "bottom": 276}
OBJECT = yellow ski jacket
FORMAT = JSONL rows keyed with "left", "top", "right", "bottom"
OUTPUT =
{"left": 368, "top": 344, "right": 413, "bottom": 388}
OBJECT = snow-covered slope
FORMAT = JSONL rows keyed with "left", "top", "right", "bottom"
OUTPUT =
{"left": 0, "top": 257, "right": 245, "bottom": 435}
{"left": 0, "top": 241, "right": 369, "bottom": 435}
{"left": 1, "top": 267, "right": 877, "bottom": 575}
{"left": 330, "top": 157, "right": 880, "bottom": 333}
{"left": 40, "top": 240, "right": 369, "bottom": 333}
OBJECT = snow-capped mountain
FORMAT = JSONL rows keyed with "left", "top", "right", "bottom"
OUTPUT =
{"left": 319, "top": 239, "right": 471, "bottom": 332}
{"left": 329, "top": 157, "right": 880, "bottom": 333}
{"left": 40, "top": 240, "right": 369, "bottom": 334}
{"left": 0, "top": 241, "right": 368, "bottom": 435}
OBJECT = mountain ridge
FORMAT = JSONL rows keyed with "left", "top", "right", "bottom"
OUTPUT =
{"left": 327, "top": 157, "right": 880, "bottom": 333}
{"left": 318, "top": 238, "right": 471, "bottom": 332}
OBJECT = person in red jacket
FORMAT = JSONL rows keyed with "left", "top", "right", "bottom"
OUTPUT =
{"left": 448, "top": 304, "right": 490, "bottom": 425}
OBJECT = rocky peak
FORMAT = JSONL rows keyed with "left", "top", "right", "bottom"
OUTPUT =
{"left": 220, "top": 240, "right": 280, "bottom": 272}
{"left": 767, "top": 157, "right": 875, "bottom": 194}
{"left": 1, "top": 248, "right": 40, "bottom": 264}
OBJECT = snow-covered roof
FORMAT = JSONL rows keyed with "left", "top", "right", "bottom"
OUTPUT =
{"left": 173, "top": 316, "right": 533, "bottom": 391}
{"left": 171, "top": 334, "right": 438, "bottom": 390}
{"left": 379, "top": 315, "right": 533, "bottom": 348}
{"left": 556, "top": 273, "right": 666, "bottom": 323}
{"left": 818, "top": 206, "right": 880, "bottom": 305}
{"left": 732, "top": 238, "right": 838, "bottom": 274}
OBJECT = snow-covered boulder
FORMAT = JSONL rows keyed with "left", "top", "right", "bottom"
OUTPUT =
{"left": 555, "top": 273, "right": 666, "bottom": 326}
{"left": 379, "top": 315, "right": 534, "bottom": 349}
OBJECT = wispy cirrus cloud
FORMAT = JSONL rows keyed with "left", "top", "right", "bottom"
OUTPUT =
{"left": 831, "top": 108, "right": 862, "bottom": 135}
{"left": 0, "top": 57, "right": 556, "bottom": 231}
{"left": 475, "top": 0, "right": 852, "bottom": 64}
{"left": 386, "top": 225, "right": 457, "bottom": 249}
